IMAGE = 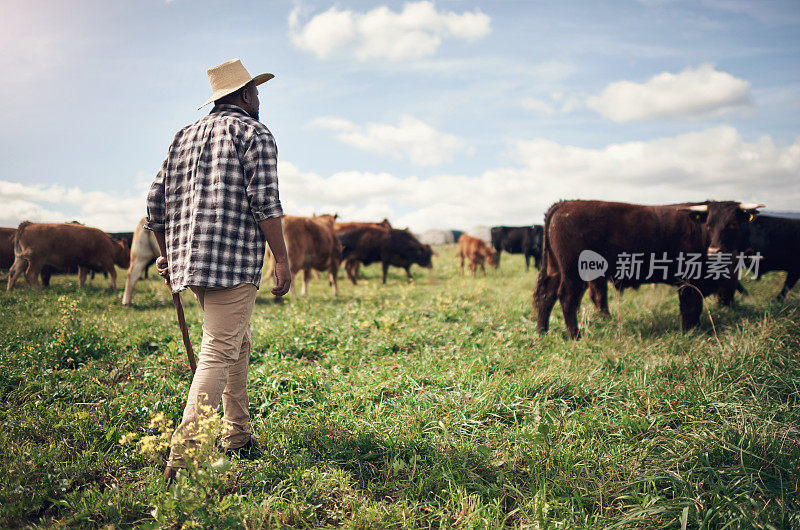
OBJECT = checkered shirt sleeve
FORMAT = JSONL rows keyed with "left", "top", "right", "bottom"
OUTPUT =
{"left": 144, "top": 104, "right": 283, "bottom": 292}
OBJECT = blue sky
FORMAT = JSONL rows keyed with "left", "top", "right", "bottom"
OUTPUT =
{"left": 1, "top": 0, "right": 798, "bottom": 232}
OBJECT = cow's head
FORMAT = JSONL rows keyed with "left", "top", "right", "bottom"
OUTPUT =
{"left": 114, "top": 238, "right": 131, "bottom": 268}
{"left": 486, "top": 248, "right": 499, "bottom": 268}
{"left": 314, "top": 213, "right": 338, "bottom": 227}
{"left": 414, "top": 242, "right": 433, "bottom": 268}
{"left": 681, "top": 201, "right": 763, "bottom": 255}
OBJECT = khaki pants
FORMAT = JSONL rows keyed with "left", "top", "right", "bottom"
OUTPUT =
{"left": 167, "top": 283, "right": 257, "bottom": 468}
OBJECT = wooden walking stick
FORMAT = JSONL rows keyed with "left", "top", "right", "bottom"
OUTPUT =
{"left": 171, "top": 292, "right": 197, "bottom": 375}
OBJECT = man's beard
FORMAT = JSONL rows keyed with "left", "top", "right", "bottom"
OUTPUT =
{"left": 248, "top": 109, "right": 259, "bottom": 121}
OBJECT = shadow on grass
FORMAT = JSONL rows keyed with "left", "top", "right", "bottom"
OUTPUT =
{"left": 254, "top": 421, "right": 518, "bottom": 508}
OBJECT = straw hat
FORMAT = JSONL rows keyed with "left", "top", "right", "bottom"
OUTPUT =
{"left": 198, "top": 58, "right": 273, "bottom": 109}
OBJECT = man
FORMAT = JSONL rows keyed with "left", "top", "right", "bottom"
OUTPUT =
{"left": 145, "top": 59, "right": 292, "bottom": 480}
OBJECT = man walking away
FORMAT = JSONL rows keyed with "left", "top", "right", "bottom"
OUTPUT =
{"left": 145, "top": 59, "right": 292, "bottom": 480}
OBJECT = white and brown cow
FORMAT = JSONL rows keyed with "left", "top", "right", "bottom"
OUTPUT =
{"left": 121, "top": 217, "right": 160, "bottom": 305}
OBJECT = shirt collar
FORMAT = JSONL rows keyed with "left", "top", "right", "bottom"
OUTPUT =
{"left": 210, "top": 103, "right": 250, "bottom": 117}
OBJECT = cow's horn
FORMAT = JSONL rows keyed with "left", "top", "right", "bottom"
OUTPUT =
{"left": 686, "top": 205, "right": 708, "bottom": 212}
{"left": 739, "top": 203, "right": 765, "bottom": 210}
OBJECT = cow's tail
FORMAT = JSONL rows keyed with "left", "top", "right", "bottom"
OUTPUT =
{"left": 14, "top": 221, "right": 32, "bottom": 254}
{"left": 538, "top": 201, "right": 565, "bottom": 278}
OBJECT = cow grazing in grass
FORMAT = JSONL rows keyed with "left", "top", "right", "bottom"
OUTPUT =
{"left": 7, "top": 222, "right": 130, "bottom": 291}
{"left": 122, "top": 218, "right": 160, "bottom": 305}
{"left": 744, "top": 215, "right": 800, "bottom": 300}
{"left": 334, "top": 219, "right": 393, "bottom": 281}
{"left": 534, "top": 200, "right": 763, "bottom": 339}
{"left": 338, "top": 227, "right": 432, "bottom": 284}
{"left": 490, "top": 225, "right": 543, "bottom": 270}
{"left": 266, "top": 214, "right": 341, "bottom": 297}
{"left": 458, "top": 234, "right": 499, "bottom": 277}
{"left": 2, "top": 226, "right": 81, "bottom": 286}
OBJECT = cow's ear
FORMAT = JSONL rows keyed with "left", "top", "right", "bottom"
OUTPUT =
{"left": 740, "top": 209, "right": 761, "bottom": 222}
{"left": 679, "top": 206, "right": 708, "bottom": 223}
{"left": 689, "top": 211, "right": 708, "bottom": 223}
{"left": 739, "top": 203, "right": 764, "bottom": 222}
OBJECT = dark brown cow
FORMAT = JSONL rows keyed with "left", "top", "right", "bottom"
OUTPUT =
{"left": 334, "top": 219, "right": 392, "bottom": 281}
{"left": 7, "top": 222, "right": 130, "bottom": 291}
{"left": 744, "top": 215, "right": 800, "bottom": 300}
{"left": 534, "top": 200, "right": 763, "bottom": 339}
{"left": 265, "top": 214, "right": 341, "bottom": 297}
{"left": 457, "top": 234, "right": 498, "bottom": 277}
{"left": 0, "top": 227, "right": 15, "bottom": 271}
{"left": 338, "top": 227, "right": 432, "bottom": 284}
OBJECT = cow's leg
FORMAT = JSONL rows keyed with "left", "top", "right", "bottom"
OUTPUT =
{"left": 24, "top": 259, "right": 43, "bottom": 289}
{"left": 469, "top": 260, "right": 476, "bottom": 277}
{"left": 329, "top": 263, "right": 339, "bottom": 296}
{"left": 347, "top": 261, "right": 358, "bottom": 285}
{"left": 524, "top": 254, "right": 530, "bottom": 271}
{"left": 286, "top": 267, "right": 298, "bottom": 298}
{"left": 6, "top": 257, "right": 27, "bottom": 291}
{"left": 122, "top": 257, "right": 147, "bottom": 305}
{"left": 301, "top": 269, "right": 310, "bottom": 296}
{"left": 458, "top": 253, "right": 465, "bottom": 276}
{"left": 777, "top": 270, "right": 799, "bottom": 300}
{"left": 559, "top": 277, "right": 586, "bottom": 340}
{"left": 534, "top": 272, "right": 560, "bottom": 335}
{"left": 404, "top": 266, "right": 413, "bottom": 281}
{"left": 382, "top": 262, "right": 389, "bottom": 284}
{"left": 678, "top": 285, "right": 703, "bottom": 332}
{"left": 107, "top": 267, "right": 117, "bottom": 291}
{"left": 534, "top": 254, "right": 541, "bottom": 269}
{"left": 78, "top": 267, "right": 88, "bottom": 287}
{"left": 736, "top": 281, "right": 748, "bottom": 296}
{"left": 481, "top": 262, "right": 486, "bottom": 276}
{"left": 715, "top": 278, "right": 736, "bottom": 307}
{"left": 588, "top": 280, "right": 610, "bottom": 318}
{"left": 40, "top": 267, "right": 52, "bottom": 287}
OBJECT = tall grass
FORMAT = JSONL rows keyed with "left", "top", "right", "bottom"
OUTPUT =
{"left": 0, "top": 245, "right": 797, "bottom": 528}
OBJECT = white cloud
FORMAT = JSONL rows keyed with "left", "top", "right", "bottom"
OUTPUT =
{"left": 0, "top": 180, "right": 146, "bottom": 232}
{"left": 587, "top": 64, "right": 752, "bottom": 122}
{"left": 4, "top": 127, "right": 797, "bottom": 235}
{"left": 521, "top": 92, "right": 583, "bottom": 115}
{"left": 521, "top": 97, "right": 557, "bottom": 115}
{"left": 277, "top": 127, "right": 800, "bottom": 232}
{"left": 289, "top": 1, "right": 490, "bottom": 61}
{"left": 312, "top": 115, "right": 472, "bottom": 166}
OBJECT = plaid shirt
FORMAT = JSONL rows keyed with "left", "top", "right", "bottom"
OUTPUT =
{"left": 145, "top": 104, "right": 283, "bottom": 292}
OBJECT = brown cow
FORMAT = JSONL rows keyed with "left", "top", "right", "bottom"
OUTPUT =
{"left": 534, "top": 200, "right": 762, "bottom": 339}
{"left": 265, "top": 214, "right": 342, "bottom": 297}
{"left": 457, "top": 234, "right": 499, "bottom": 277}
{"left": 7, "top": 222, "right": 130, "bottom": 291}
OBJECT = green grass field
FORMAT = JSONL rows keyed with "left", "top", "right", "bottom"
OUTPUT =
{"left": 1, "top": 244, "right": 798, "bottom": 528}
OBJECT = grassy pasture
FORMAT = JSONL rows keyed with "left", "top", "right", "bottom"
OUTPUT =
{"left": 0, "top": 244, "right": 798, "bottom": 528}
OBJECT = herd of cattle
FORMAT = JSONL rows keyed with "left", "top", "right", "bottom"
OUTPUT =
{"left": 1, "top": 198, "right": 799, "bottom": 340}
